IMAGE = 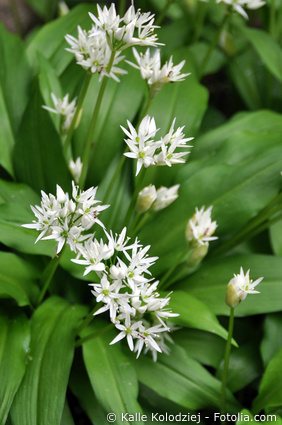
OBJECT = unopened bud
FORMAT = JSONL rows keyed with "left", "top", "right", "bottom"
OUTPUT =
{"left": 225, "top": 267, "right": 263, "bottom": 308}
{"left": 153, "top": 185, "right": 179, "bottom": 211}
{"left": 187, "top": 243, "right": 209, "bottom": 268}
{"left": 136, "top": 185, "right": 157, "bottom": 213}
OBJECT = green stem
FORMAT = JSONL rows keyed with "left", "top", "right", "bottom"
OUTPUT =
{"left": 75, "top": 323, "right": 112, "bottom": 347}
{"left": 193, "top": 1, "right": 208, "bottom": 43}
{"left": 79, "top": 50, "right": 116, "bottom": 188}
{"left": 64, "top": 73, "right": 92, "bottom": 160}
{"left": 159, "top": 251, "right": 188, "bottom": 290}
{"left": 119, "top": 0, "right": 126, "bottom": 15}
{"left": 200, "top": 12, "right": 230, "bottom": 79}
{"left": 221, "top": 307, "right": 235, "bottom": 414}
{"left": 37, "top": 250, "right": 63, "bottom": 305}
{"left": 156, "top": 0, "right": 175, "bottom": 25}
{"left": 103, "top": 156, "right": 126, "bottom": 203}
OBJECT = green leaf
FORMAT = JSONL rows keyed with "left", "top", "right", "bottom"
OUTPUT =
{"left": 0, "top": 252, "right": 39, "bottom": 306}
{"left": 169, "top": 291, "right": 228, "bottom": 340}
{"left": 11, "top": 297, "right": 86, "bottom": 425}
{"left": 13, "top": 80, "right": 70, "bottom": 194}
{"left": 26, "top": 4, "right": 96, "bottom": 75}
{"left": 60, "top": 402, "right": 75, "bottom": 425}
{"left": 0, "top": 309, "right": 30, "bottom": 425}
{"left": 177, "top": 254, "right": 282, "bottom": 316}
{"left": 0, "top": 179, "right": 54, "bottom": 256}
{"left": 82, "top": 325, "right": 143, "bottom": 425}
{"left": 253, "top": 348, "right": 282, "bottom": 412}
{"left": 261, "top": 314, "right": 282, "bottom": 366}
{"left": 241, "top": 27, "right": 282, "bottom": 83}
{"left": 175, "top": 329, "right": 225, "bottom": 369}
{"left": 136, "top": 345, "right": 239, "bottom": 411}
{"left": 0, "top": 85, "right": 14, "bottom": 175}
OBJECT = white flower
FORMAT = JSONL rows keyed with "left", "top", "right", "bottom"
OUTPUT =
{"left": 226, "top": 267, "right": 263, "bottom": 307}
{"left": 89, "top": 3, "right": 160, "bottom": 50}
{"left": 23, "top": 182, "right": 109, "bottom": 254}
{"left": 69, "top": 157, "right": 82, "bottom": 183}
{"left": 153, "top": 185, "right": 180, "bottom": 211}
{"left": 110, "top": 316, "right": 142, "bottom": 351}
{"left": 130, "top": 48, "right": 189, "bottom": 88}
{"left": 136, "top": 185, "right": 157, "bottom": 213}
{"left": 66, "top": 26, "right": 127, "bottom": 81}
{"left": 216, "top": 0, "right": 265, "bottom": 18}
{"left": 154, "top": 118, "right": 193, "bottom": 167}
{"left": 122, "top": 116, "right": 192, "bottom": 175}
{"left": 72, "top": 238, "right": 114, "bottom": 275}
{"left": 186, "top": 206, "right": 218, "bottom": 247}
{"left": 43, "top": 93, "right": 76, "bottom": 132}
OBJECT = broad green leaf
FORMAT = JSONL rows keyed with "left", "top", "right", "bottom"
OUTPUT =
{"left": 60, "top": 402, "right": 75, "bottom": 425}
{"left": 11, "top": 297, "right": 86, "bottom": 425}
{"left": 169, "top": 291, "right": 228, "bottom": 340}
{"left": 136, "top": 345, "right": 239, "bottom": 411}
{"left": 177, "top": 254, "right": 282, "bottom": 316}
{"left": 261, "top": 314, "right": 282, "bottom": 366}
{"left": 142, "top": 141, "right": 282, "bottom": 275}
{"left": 82, "top": 325, "right": 143, "bottom": 425}
{"left": 26, "top": 4, "right": 96, "bottom": 75}
{"left": 253, "top": 349, "right": 282, "bottom": 412}
{"left": 241, "top": 27, "right": 282, "bottom": 83}
{"left": 0, "top": 24, "right": 31, "bottom": 130}
{"left": 0, "top": 252, "right": 39, "bottom": 306}
{"left": 0, "top": 179, "right": 53, "bottom": 256}
{"left": 0, "top": 309, "right": 30, "bottom": 425}
{"left": 13, "top": 81, "right": 70, "bottom": 194}
{"left": 175, "top": 329, "right": 225, "bottom": 368}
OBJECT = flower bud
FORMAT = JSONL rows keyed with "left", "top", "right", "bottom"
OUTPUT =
{"left": 153, "top": 185, "right": 180, "bottom": 211}
{"left": 136, "top": 185, "right": 157, "bottom": 213}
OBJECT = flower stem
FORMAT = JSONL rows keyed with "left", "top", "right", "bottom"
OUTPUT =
{"left": 270, "top": 0, "right": 276, "bottom": 38}
{"left": 37, "top": 250, "right": 63, "bottom": 305}
{"left": 200, "top": 12, "right": 230, "bottom": 79}
{"left": 193, "top": 1, "right": 208, "bottom": 43}
{"left": 63, "top": 73, "right": 92, "bottom": 160}
{"left": 221, "top": 307, "right": 235, "bottom": 414}
{"left": 79, "top": 50, "right": 116, "bottom": 188}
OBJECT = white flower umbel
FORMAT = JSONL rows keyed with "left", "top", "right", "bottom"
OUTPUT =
{"left": 89, "top": 2, "right": 160, "bottom": 50}
{"left": 43, "top": 93, "right": 77, "bottom": 132}
{"left": 226, "top": 267, "right": 263, "bottom": 307}
{"left": 69, "top": 157, "right": 82, "bottom": 183}
{"left": 153, "top": 185, "right": 180, "bottom": 211}
{"left": 136, "top": 184, "right": 157, "bottom": 213}
{"left": 186, "top": 206, "right": 218, "bottom": 247}
{"left": 122, "top": 116, "right": 193, "bottom": 175}
{"left": 23, "top": 182, "right": 109, "bottom": 254}
{"left": 130, "top": 48, "right": 189, "bottom": 90}
{"left": 216, "top": 0, "right": 265, "bottom": 19}
{"left": 65, "top": 26, "right": 126, "bottom": 81}
{"left": 74, "top": 227, "right": 178, "bottom": 360}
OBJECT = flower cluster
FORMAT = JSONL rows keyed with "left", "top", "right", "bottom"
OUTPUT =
{"left": 226, "top": 267, "right": 263, "bottom": 307}
{"left": 129, "top": 48, "right": 189, "bottom": 91}
{"left": 23, "top": 183, "right": 108, "bottom": 254}
{"left": 216, "top": 0, "right": 265, "bottom": 19}
{"left": 122, "top": 116, "right": 193, "bottom": 175}
{"left": 66, "top": 3, "right": 160, "bottom": 81}
{"left": 137, "top": 184, "right": 180, "bottom": 213}
{"left": 43, "top": 93, "right": 77, "bottom": 132}
{"left": 73, "top": 227, "right": 178, "bottom": 360}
